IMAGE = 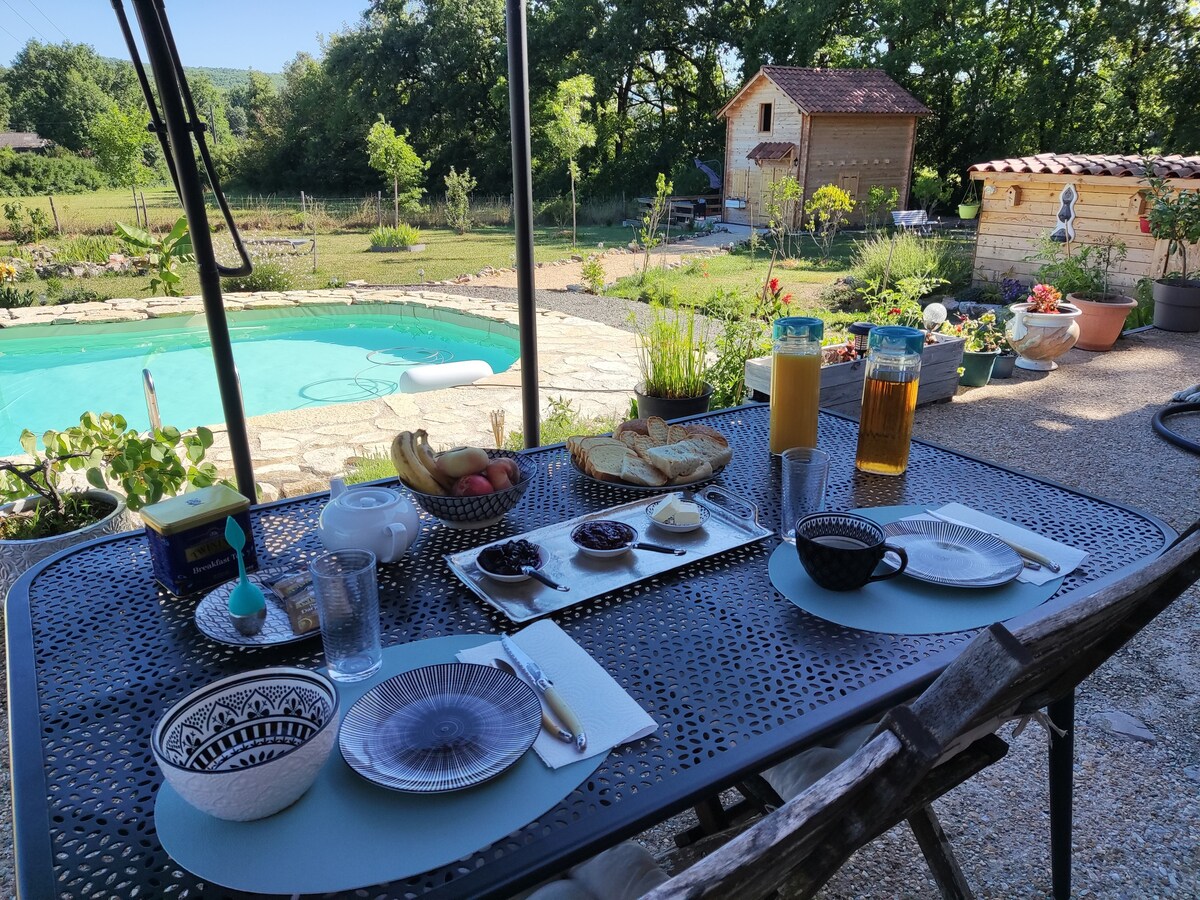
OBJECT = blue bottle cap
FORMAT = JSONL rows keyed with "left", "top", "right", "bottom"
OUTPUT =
{"left": 773, "top": 316, "right": 824, "bottom": 340}
{"left": 868, "top": 325, "right": 925, "bottom": 356}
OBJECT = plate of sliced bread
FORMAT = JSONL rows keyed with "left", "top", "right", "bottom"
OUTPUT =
{"left": 566, "top": 416, "right": 733, "bottom": 490}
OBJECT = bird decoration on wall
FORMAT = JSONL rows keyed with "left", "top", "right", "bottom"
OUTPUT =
{"left": 1049, "top": 183, "right": 1078, "bottom": 242}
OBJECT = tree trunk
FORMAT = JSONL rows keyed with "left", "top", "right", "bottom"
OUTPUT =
{"left": 393, "top": 175, "right": 399, "bottom": 227}
{"left": 132, "top": 184, "right": 140, "bottom": 228}
{"left": 570, "top": 168, "right": 577, "bottom": 248}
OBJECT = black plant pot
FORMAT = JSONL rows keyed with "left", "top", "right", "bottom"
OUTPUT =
{"left": 1152, "top": 278, "right": 1200, "bottom": 333}
{"left": 991, "top": 353, "right": 1018, "bottom": 379}
{"left": 634, "top": 383, "right": 713, "bottom": 421}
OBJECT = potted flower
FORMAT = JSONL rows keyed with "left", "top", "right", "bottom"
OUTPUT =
{"left": 1005, "top": 283, "right": 1082, "bottom": 371}
{"left": 633, "top": 292, "right": 713, "bottom": 420}
{"left": 958, "top": 179, "right": 981, "bottom": 221}
{"left": 1034, "top": 235, "right": 1136, "bottom": 352}
{"left": 1143, "top": 161, "right": 1200, "bottom": 332}
{"left": 1, "top": 412, "right": 221, "bottom": 600}
{"left": 953, "top": 311, "right": 1001, "bottom": 386}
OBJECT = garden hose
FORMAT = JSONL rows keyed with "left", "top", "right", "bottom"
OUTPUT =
{"left": 1152, "top": 402, "right": 1200, "bottom": 456}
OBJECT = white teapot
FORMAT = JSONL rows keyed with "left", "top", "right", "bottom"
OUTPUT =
{"left": 317, "top": 478, "right": 420, "bottom": 563}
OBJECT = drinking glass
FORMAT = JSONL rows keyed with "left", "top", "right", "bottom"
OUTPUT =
{"left": 780, "top": 448, "right": 830, "bottom": 543}
{"left": 309, "top": 549, "right": 382, "bottom": 682}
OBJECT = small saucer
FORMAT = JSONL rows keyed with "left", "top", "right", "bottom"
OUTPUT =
{"left": 194, "top": 567, "right": 319, "bottom": 648}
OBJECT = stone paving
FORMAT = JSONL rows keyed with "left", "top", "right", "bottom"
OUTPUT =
{"left": 1, "top": 289, "right": 642, "bottom": 498}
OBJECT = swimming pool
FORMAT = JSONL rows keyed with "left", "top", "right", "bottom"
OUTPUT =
{"left": 0, "top": 304, "right": 520, "bottom": 454}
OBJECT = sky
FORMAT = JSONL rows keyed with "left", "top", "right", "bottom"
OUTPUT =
{"left": 0, "top": 0, "right": 365, "bottom": 71}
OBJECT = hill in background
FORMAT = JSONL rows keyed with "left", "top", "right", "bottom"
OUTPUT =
{"left": 104, "top": 59, "right": 284, "bottom": 92}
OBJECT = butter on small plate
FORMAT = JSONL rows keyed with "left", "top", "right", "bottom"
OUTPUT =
{"left": 646, "top": 493, "right": 709, "bottom": 533}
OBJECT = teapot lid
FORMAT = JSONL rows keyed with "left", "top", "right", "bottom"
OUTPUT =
{"left": 334, "top": 486, "right": 402, "bottom": 510}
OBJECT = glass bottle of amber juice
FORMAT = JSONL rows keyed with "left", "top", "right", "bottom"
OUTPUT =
{"left": 769, "top": 317, "right": 824, "bottom": 454}
{"left": 855, "top": 326, "right": 924, "bottom": 475}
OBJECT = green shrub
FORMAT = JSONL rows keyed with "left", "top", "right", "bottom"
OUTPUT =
{"left": 535, "top": 196, "right": 572, "bottom": 228}
{"left": 0, "top": 147, "right": 108, "bottom": 195}
{"left": 56, "top": 284, "right": 107, "bottom": 304}
{"left": 369, "top": 224, "right": 421, "bottom": 249}
{"left": 221, "top": 261, "right": 297, "bottom": 292}
{"left": 581, "top": 254, "right": 605, "bottom": 293}
{"left": 849, "top": 232, "right": 971, "bottom": 293}
{"left": 0, "top": 284, "right": 37, "bottom": 308}
{"left": 504, "top": 396, "right": 621, "bottom": 450}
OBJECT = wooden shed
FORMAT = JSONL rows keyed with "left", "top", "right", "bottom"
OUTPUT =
{"left": 717, "top": 67, "right": 930, "bottom": 227}
{"left": 968, "top": 154, "right": 1200, "bottom": 292}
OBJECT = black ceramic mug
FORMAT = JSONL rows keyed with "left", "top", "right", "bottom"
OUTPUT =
{"left": 794, "top": 512, "right": 908, "bottom": 591}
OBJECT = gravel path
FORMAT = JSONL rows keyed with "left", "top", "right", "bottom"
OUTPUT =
{"left": 1, "top": 312, "right": 1196, "bottom": 899}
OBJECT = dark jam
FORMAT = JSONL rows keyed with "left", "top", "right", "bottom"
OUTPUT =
{"left": 572, "top": 520, "right": 635, "bottom": 550}
{"left": 478, "top": 539, "right": 541, "bottom": 576}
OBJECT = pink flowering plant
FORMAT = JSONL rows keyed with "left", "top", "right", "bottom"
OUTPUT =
{"left": 1025, "top": 283, "right": 1065, "bottom": 313}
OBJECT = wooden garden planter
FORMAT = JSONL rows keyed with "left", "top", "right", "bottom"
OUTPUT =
{"left": 744, "top": 334, "right": 965, "bottom": 419}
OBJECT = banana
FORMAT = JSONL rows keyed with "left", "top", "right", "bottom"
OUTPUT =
{"left": 415, "top": 430, "right": 456, "bottom": 491}
{"left": 390, "top": 431, "right": 445, "bottom": 495}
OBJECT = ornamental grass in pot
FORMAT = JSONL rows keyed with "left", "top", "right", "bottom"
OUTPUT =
{"left": 1005, "top": 283, "right": 1081, "bottom": 371}
{"left": 633, "top": 291, "right": 713, "bottom": 421}
{"left": 0, "top": 412, "right": 221, "bottom": 599}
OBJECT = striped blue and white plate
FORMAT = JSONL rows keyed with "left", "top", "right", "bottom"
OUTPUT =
{"left": 339, "top": 663, "right": 542, "bottom": 793}
{"left": 883, "top": 519, "right": 1024, "bottom": 588}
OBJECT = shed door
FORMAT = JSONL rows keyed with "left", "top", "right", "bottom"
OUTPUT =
{"left": 839, "top": 174, "right": 860, "bottom": 203}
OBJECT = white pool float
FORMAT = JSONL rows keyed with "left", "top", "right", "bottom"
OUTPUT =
{"left": 399, "top": 360, "right": 494, "bottom": 392}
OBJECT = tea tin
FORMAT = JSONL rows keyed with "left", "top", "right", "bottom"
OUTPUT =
{"left": 140, "top": 485, "right": 256, "bottom": 596}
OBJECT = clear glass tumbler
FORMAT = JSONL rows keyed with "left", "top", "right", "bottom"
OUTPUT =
{"left": 780, "top": 448, "right": 830, "bottom": 543}
{"left": 309, "top": 549, "right": 382, "bottom": 682}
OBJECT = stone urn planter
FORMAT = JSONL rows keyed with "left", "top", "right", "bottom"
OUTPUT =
{"left": 1005, "top": 302, "right": 1082, "bottom": 371}
{"left": 1067, "top": 292, "right": 1138, "bottom": 351}
{"left": 0, "top": 489, "right": 129, "bottom": 602}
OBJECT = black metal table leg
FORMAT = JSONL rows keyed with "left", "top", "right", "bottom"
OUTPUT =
{"left": 1048, "top": 691, "right": 1075, "bottom": 899}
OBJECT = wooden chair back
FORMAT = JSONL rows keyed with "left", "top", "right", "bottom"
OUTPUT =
{"left": 643, "top": 524, "right": 1200, "bottom": 900}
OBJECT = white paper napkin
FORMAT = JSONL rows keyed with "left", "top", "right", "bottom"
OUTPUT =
{"left": 457, "top": 620, "right": 658, "bottom": 769}
{"left": 903, "top": 502, "right": 1089, "bottom": 585}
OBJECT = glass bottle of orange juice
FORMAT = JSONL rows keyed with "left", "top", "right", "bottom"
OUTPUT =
{"left": 855, "top": 326, "right": 924, "bottom": 476}
{"left": 769, "top": 316, "right": 823, "bottom": 454}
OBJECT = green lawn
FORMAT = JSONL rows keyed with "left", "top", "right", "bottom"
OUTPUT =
{"left": 2, "top": 187, "right": 633, "bottom": 301}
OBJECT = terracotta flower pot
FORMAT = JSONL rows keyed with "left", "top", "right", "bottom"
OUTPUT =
{"left": 1005, "top": 302, "right": 1082, "bottom": 371}
{"left": 1067, "top": 292, "right": 1137, "bottom": 352}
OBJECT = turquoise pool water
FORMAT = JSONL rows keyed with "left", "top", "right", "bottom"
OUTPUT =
{"left": 0, "top": 304, "right": 520, "bottom": 454}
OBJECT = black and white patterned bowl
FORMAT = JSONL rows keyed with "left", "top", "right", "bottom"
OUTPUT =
{"left": 404, "top": 450, "right": 536, "bottom": 529}
{"left": 152, "top": 667, "right": 339, "bottom": 821}
{"left": 339, "top": 663, "right": 542, "bottom": 793}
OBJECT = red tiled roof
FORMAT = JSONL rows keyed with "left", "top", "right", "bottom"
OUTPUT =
{"left": 968, "top": 154, "right": 1200, "bottom": 179}
{"left": 760, "top": 66, "right": 930, "bottom": 116}
{"left": 746, "top": 141, "right": 797, "bottom": 161}
{"left": 0, "top": 131, "right": 50, "bottom": 150}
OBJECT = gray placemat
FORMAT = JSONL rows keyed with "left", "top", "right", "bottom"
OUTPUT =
{"left": 154, "top": 634, "right": 606, "bottom": 894}
{"left": 768, "top": 505, "right": 1064, "bottom": 635}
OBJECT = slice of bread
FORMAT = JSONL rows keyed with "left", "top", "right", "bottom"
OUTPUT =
{"left": 684, "top": 424, "right": 728, "bottom": 447}
{"left": 614, "top": 418, "right": 650, "bottom": 439}
{"left": 667, "top": 424, "right": 690, "bottom": 444}
{"left": 620, "top": 454, "right": 668, "bottom": 487}
{"left": 646, "top": 416, "right": 670, "bottom": 445}
{"left": 684, "top": 435, "right": 734, "bottom": 469}
{"left": 587, "top": 443, "right": 633, "bottom": 482}
{"left": 671, "top": 460, "right": 712, "bottom": 485}
{"left": 642, "top": 443, "right": 705, "bottom": 479}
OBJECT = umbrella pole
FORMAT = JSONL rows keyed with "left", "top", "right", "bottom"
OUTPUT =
{"left": 505, "top": 0, "right": 540, "bottom": 448}
{"left": 126, "top": 0, "right": 256, "bottom": 498}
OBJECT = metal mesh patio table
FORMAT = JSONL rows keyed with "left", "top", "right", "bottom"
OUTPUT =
{"left": 5, "top": 404, "right": 1173, "bottom": 899}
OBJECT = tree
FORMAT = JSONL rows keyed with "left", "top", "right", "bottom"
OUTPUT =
{"left": 545, "top": 75, "right": 597, "bottom": 247}
{"left": 804, "top": 184, "right": 854, "bottom": 264}
{"left": 444, "top": 166, "right": 477, "bottom": 234}
{"left": 366, "top": 118, "right": 427, "bottom": 226}
{"left": 91, "top": 105, "right": 153, "bottom": 219}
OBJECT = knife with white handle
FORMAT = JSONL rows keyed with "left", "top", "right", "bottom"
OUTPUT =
{"left": 501, "top": 635, "right": 587, "bottom": 751}
{"left": 925, "top": 509, "right": 1062, "bottom": 573}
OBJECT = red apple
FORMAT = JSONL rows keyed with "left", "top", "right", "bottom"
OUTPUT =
{"left": 485, "top": 460, "right": 519, "bottom": 491}
{"left": 453, "top": 474, "right": 494, "bottom": 497}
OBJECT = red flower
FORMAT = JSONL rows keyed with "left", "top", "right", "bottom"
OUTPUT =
{"left": 889, "top": 307, "right": 902, "bottom": 316}
{"left": 782, "top": 293, "right": 793, "bottom": 305}
{"left": 769, "top": 277, "right": 780, "bottom": 293}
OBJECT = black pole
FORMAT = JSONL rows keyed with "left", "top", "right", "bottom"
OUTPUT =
{"left": 127, "top": 0, "right": 256, "bottom": 498}
{"left": 505, "top": 0, "right": 540, "bottom": 448}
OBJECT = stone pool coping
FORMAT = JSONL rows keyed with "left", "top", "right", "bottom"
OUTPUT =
{"left": 1, "top": 289, "right": 642, "bottom": 499}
